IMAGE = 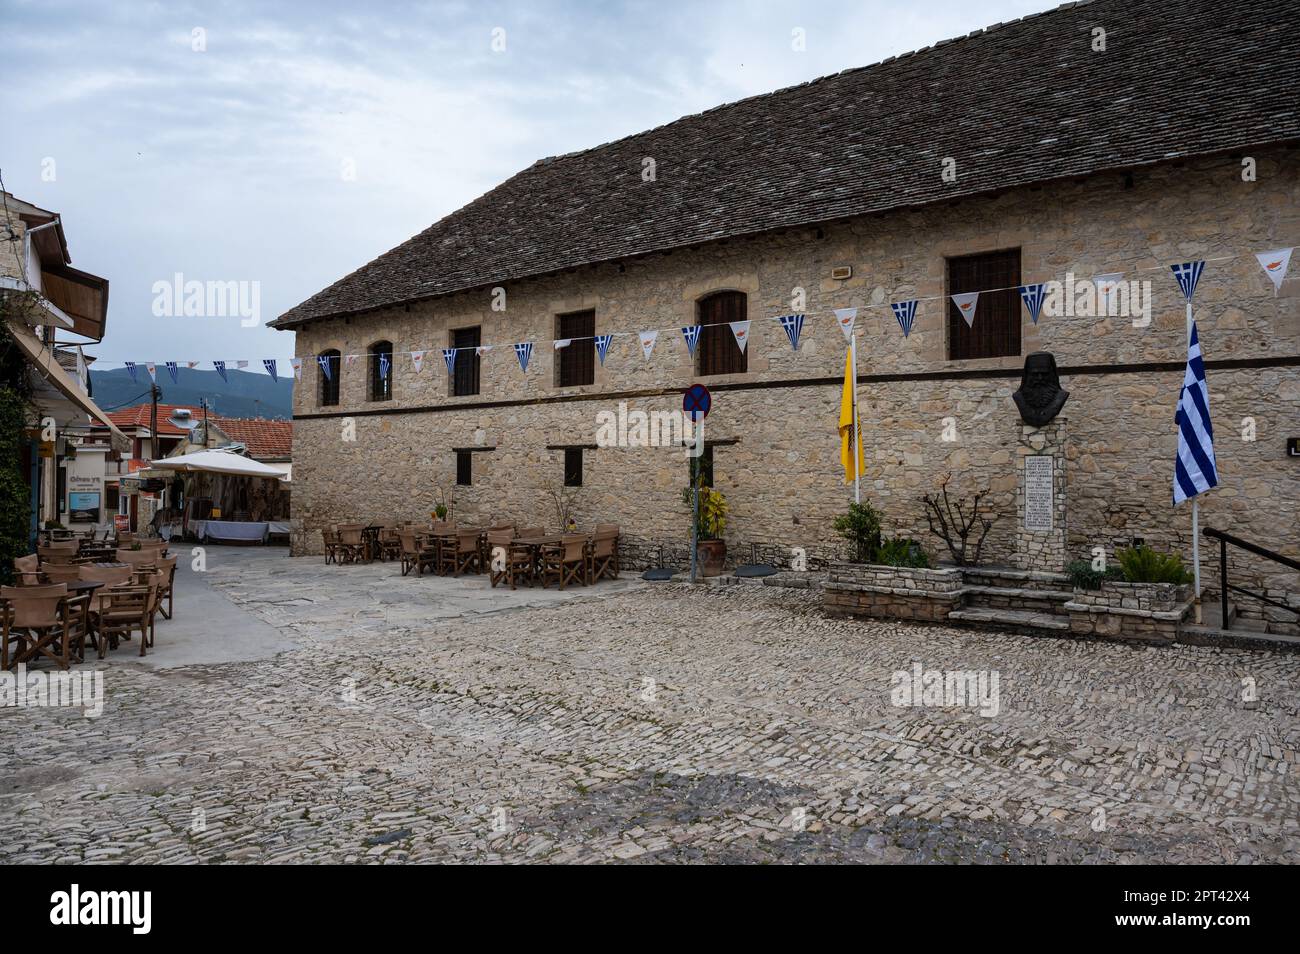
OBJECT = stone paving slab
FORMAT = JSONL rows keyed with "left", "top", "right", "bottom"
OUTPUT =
{"left": 0, "top": 548, "right": 1296, "bottom": 864}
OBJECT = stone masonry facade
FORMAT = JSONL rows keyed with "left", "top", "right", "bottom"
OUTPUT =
{"left": 286, "top": 150, "right": 1300, "bottom": 611}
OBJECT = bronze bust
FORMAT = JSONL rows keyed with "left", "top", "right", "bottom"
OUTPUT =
{"left": 1013, "top": 352, "right": 1069, "bottom": 427}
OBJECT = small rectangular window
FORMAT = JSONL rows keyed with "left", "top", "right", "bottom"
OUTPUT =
{"left": 564, "top": 448, "right": 583, "bottom": 487}
{"left": 556, "top": 310, "right": 595, "bottom": 387}
{"left": 456, "top": 450, "right": 472, "bottom": 486}
{"left": 452, "top": 327, "right": 481, "bottom": 396}
{"left": 947, "top": 249, "right": 1021, "bottom": 360}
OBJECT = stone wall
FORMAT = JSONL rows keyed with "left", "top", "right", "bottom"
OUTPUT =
{"left": 1065, "top": 581, "right": 1194, "bottom": 643}
{"left": 286, "top": 149, "right": 1300, "bottom": 608}
{"left": 823, "top": 562, "right": 962, "bottom": 622}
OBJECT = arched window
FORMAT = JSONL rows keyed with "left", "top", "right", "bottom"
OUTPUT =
{"left": 696, "top": 291, "right": 747, "bottom": 376}
{"left": 318, "top": 350, "right": 340, "bottom": 407}
{"left": 369, "top": 340, "right": 393, "bottom": 401}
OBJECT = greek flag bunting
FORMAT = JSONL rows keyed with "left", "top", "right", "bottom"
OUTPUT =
{"left": 442, "top": 348, "right": 457, "bottom": 375}
{"left": 1171, "top": 261, "right": 1205, "bottom": 302}
{"left": 595, "top": 334, "right": 613, "bottom": 365}
{"left": 165, "top": 361, "right": 179, "bottom": 384}
{"left": 316, "top": 355, "right": 331, "bottom": 380}
{"left": 124, "top": 361, "right": 138, "bottom": 382}
{"left": 1173, "top": 322, "right": 1218, "bottom": 505}
{"left": 213, "top": 360, "right": 227, "bottom": 383}
{"left": 514, "top": 341, "right": 533, "bottom": 372}
{"left": 263, "top": 359, "right": 278, "bottom": 382}
{"left": 680, "top": 326, "right": 700, "bottom": 357}
{"left": 891, "top": 300, "right": 918, "bottom": 338}
{"left": 378, "top": 353, "right": 389, "bottom": 381}
{"left": 777, "top": 313, "right": 805, "bottom": 351}
{"left": 1018, "top": 283, "right": 1047, "bottom": 324}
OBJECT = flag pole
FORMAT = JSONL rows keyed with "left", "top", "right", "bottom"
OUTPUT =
{"left": 850, "top": 332, "right": 861, "bottom": 505}
{"left": 1186, "top": 300, "right": 1202, "bottom": 622}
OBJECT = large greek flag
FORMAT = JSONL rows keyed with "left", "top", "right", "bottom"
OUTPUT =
{"left": 1173, "top": 322, "right": 1218, "bottom": 504}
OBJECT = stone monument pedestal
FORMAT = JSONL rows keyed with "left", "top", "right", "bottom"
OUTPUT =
{"left": 1013, "top": 419, "right": 1067, "bottom": 573}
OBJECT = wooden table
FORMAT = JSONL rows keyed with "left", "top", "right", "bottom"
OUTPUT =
{"left": 511, "top": 534, "right": 563, "bottom": 584}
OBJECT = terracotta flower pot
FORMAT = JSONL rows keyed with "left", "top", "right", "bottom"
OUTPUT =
{"left": 696, "top": 539, "right": 726, "bottom": 576}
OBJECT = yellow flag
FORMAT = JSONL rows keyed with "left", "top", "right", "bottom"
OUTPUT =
{"left": 839, "top": 346, "right": 863, "bottom": 483}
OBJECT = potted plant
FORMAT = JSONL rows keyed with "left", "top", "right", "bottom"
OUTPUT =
{"left": 691, "top": 487, "right": 729, "bottom": 575}
{"left": 832, "top": 501, "right": 883, "bottom": 563}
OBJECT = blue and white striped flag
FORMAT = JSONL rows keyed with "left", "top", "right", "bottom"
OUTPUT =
{"left": 891, "top": 300, "right": 917, "bottom": 338}
{"left": 378, "top": 352, "right": 389, "bottom": 381}
{"left": 680, "top": 326, "right": 701, "bottom": 357}
{"left": 1018, "top": 283, "right": 1047, "bottom": 324}
{"left": 263, "top": 358, "right": 278, "bottom": 382}
{"left": 1170, "top": 261, "right": 1205, "bottom": 303}
{"left": 1173, "top": 322, "right": 1218, "bottom": 505}
{"left": 777, "top": 313, "right": 805, "bottom": 351}
{"left": 213, "top": 360, "right": 227, "bottom": 383}
{"left": 595, "top": 334, "right": 614, "bottom": 365}
{"left": 124, "top": 361, "right": 138, "bottom": 382}
{"left": 514, "top": 341, "right": 533, "bottom": 372}
{"left": 316, "top": 355, "right": 332, "bottom": 380}
{"left": 442, "top": 348, "right": 457, "bottom": 375}
{"left": 165, "top": 360, "right": 179, "bottom": 384}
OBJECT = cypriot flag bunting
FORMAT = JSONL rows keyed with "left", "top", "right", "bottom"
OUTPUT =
{"left": 411, "top": 350, "right": 425, "bottom": 373}
{"left": 1255, "top": 247, "right": 1293, "bottom": 294}
{"left": 729, "top": 320, "right": 751, "bottom": 353}
{"left": 950, "top": 292, "right": 979, "bottom": 327}
{"left": 834, "top": 307, "right": 857, "bottom": 342}
{"left": 639, "top": 330, "right": 658, "bottom": 360}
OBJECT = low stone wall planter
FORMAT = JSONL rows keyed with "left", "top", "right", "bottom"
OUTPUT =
{"left": 1064, "top": 581, "right": 1194, "bottom": 643}
{"left": 824, "top": 562, "right": 962, "bottom": 623}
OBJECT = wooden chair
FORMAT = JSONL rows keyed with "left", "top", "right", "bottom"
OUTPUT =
{"left": 116, "top": 530, "right": 136, "bottom": 546}
{"left": 155, "top": 555, "right": 178, "bottom": 620}
{"left": 336, "top": 524, "right": 365, "bottom": 564}
{"left": 37, "top": 542, "right": 79, "bottom": 564}
{"left": 39, "top": 563, "right": 83, "bottom": 585}
{"left": 322, "top": 526, "right": 342, "bottom": 564}
{"left": 451, "top": 529, "right": 483, "bottom": 576}
{"left": 14, "top": 553, "right": 40, "bottom": 585}
{"left": 516, "top": 527, "right": 543, "bottom": 539}
{"left": 115, "top": 549, "right": 161, "bottom": 571}
{"left": 90, "top": 582, "right": 157, "bottom": 658}
{"left": 486, "top": 530, "right": 530, "bottom": 588}
{"left": 398, "top": 531, "right": 435, "bottom": 576}
{"left": 541, "top": 536, "right": 590, "bottom": 590}
{"left": 590, "top": 530, "right": 620, "bottom": 582}
{"left": 595, "top": 524, "right": 621, "bottom": 575}
{"left": 0, "top": 584, "right": 87, "bottom": 670}
{"left": 377, "top": 526, "right": 402, "bottom": 562}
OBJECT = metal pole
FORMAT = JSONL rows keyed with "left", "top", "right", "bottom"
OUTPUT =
{"left": 1219, "top": 536, "right": 1229, "bottom": 630}
{"left": 1186, "top": 301, "right": 1202, "bottom": 622}
{"left": 850, "top": 333, "right": 861, "bottom": 504}
{"left": 690, "top": 417, "right": 702, "bottom": 584}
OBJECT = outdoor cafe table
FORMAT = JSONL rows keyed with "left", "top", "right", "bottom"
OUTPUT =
{"left": 511, "top": 534, "right": 564, "bottom": 583}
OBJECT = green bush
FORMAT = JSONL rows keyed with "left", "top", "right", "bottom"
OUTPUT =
{"left": 0, "top": 389, "right": 32, "bottom": 585}
{"left": 1115, "top": 545, "right": 1194, "bottom": 585}
{"left": 874, "top": 537, "right": 931, "bottom": 568}
{"left": 1065, "top": 558, "right": 1125, "bottom": 590}
{"left": 833, "top": 501, "right": 882, "bottom": 563}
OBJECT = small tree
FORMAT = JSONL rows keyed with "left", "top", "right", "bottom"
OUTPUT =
{"left": 549, "top": 486, "right": 581, "bottom": 531}
{"left": 832, "top": 500, "right": 883, "bottom": 563}
{"left": 922, "top": 474, "right": 1000, "bottom": 567}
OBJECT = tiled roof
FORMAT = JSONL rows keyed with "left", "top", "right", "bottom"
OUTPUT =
{"left": 212, "top": 417, "right": 293, "bottom": 459}
{"left": 103, "top": 403, "right": 199, "bottom": 437}
{"left": 271, "top": 0, "right": 1300, "bottom": 329}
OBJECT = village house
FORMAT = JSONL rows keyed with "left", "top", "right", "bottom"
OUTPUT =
{"left": 272, "top": 1, "right": 1299, "bottom": 623}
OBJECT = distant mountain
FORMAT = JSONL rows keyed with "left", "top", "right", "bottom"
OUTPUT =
{"left": 90, "top": 367, "right": 293, "bottom": 420}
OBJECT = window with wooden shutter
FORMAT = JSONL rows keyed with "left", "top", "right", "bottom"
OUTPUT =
{"left": 368, "top": 341, "right": 393, "bottom": 401}
{"left": 556, "top": 310, "right": 595, "bottom": 387}
{"left": 451, "top": 326, "right": 481, "bottom": 396}
{"left": 947, "top": 249, "right": 1021, "bottom": 360}
{"left": 456, "top": 450, "right": 472, "bottom": 486}
{"left": 318, "top": 350, "right": 340, "bottom": 407}
{"left": 696, "top": 291, "right": 747, "bottom": 376}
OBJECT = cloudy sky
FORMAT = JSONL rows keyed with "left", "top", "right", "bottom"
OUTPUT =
{"left": 2, "top": 0, "right": 1048, "bottom": 371}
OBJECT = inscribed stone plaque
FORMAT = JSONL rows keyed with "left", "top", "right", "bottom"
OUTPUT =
{"left": 1023, "top": 455, "right": 1054, "bottom": 532}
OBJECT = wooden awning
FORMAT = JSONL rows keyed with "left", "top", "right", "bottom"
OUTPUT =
{"left": 41, "top": 264, "right": 109, "bottom": 341}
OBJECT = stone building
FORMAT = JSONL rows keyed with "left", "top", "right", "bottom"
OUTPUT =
{"left": 272, "top": 1, "right": 1299, "bottom": 618}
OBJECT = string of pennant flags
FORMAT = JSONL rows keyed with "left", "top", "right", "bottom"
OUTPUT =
{"left": 114, "top": 246, "right": 1294, "bottom": 383}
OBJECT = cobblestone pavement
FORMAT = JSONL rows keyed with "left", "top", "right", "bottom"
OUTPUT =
{"left": 2, "top": 550, "right": 1297, "bottom": 864}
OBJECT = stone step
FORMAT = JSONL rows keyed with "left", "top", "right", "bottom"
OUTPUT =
{"left": 960, "top": 584, "right": 1072, "bottom": 615}
{"left": 961, "top": 584, "right": 1074, "bottom": 602}
{"left": 959, "top": 567, "right": 1071, "bottom": 593}
{"left": 948, "top": 607, "right": 1072, "bottom": 632}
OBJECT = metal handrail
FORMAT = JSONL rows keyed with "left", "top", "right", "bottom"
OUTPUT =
{"left": 1202, "top": 527, "right": 1300, "bottom": 630}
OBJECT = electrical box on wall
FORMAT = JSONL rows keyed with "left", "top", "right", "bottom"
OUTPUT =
{"left": 831, "top": 266, "right": 853, "bottom": 281}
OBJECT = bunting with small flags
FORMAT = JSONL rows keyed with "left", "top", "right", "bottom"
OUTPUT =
{"left": 891, "top": 300, "right": 917, "bottom": 338}
{"left": 378, "top": 353, "right": 390, "bottom": 381}
{"left": 680, "top": 325, "right": 700, "bottom": 357}
{"left": 164, "top": 361, "right": 179, "bottom": 383}
{"left": 514, "top": 342, "right": 533, "bottom": 372}
{"left": 1255, "top": 248, "right": 1293, "bottom": 294}
{"left": 595, "top": 334, "right": 613, "bottom": 365}
{"left": 777, "top": 313, "right": 804, "bottom": 351}
{"left": 263, "top": 359, "right": 278, "bottom": 382}
{"left": 554, "top": 338, "right": 571, "bottom": 350}
{"left": 834, "top": 307, "right": 856, "bottom": 341}
{"left": 290, "top": 357, "right": 303, "bottom": 379}
{"left": 316, "top": 355, "right": 331, "bottom": 380}
{"left": 146, "top": 362, "right": 157, "bottom": 382}
{"left": 1171, "top": 261, "right": 1205, "bottom": 303}
{"left": 125, "top": 361, "right": 138, "bottom": 382}
{"left": 1018, "top": 283, "right": 1047, "bottom": 324}
{"left": 442, "top": 348, "right": 457, "bottom": 375}
{"left": 951, "top": 292, "right": 978, "bottom": 327}
{"left": 187, "top": 361, "right": 199, "bottom": 370}
{"left": 639, "top": 330, "right": 658, "bottom": 360}
{"left": 729, "top": 320, "right": 751, "bottom": 353}
{"left": 411, "top": 350, "right": 425, "bottom": 373}
{"left": 236, "top": 360, "right": 249, "bottom": 370}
